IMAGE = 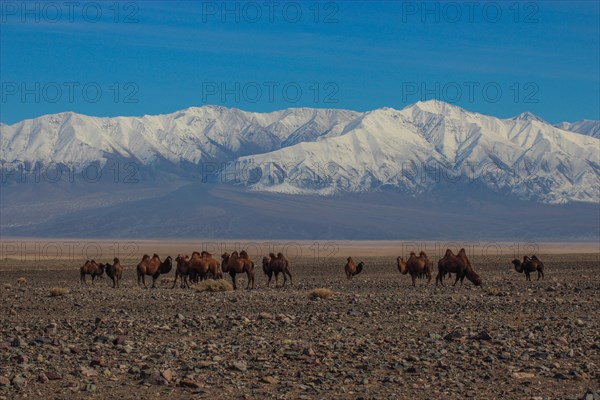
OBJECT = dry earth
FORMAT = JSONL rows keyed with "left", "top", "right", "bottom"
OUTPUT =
{"left": 0, "top": 253, "right": 598, "bottom": 399}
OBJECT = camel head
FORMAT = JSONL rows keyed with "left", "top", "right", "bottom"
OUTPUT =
{"left": 175, "top": 254, "right": 185, "bottom": 265}
{"left": 347, "top": 257, "right": 353, "bottom": 263}
{"left": 262, "top": 256, "right": 270, "bottom": 265}
{"left": 113, "top": 257, "right": 120, "bottom": 264}
{"left": 467, "top": 270, "right": 482, "bottom": 286}
{"left": 396, "top": 257, "right": 408, "bottom": 274}
{"left": 221, "top": 252, "right": 230, "bottom": 261}
{"left": 512, "top": 259, "right": 524, "bottom": 273}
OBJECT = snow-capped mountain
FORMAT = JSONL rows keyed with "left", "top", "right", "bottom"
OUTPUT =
{"left": 1, "top": 101, "right": 598, "bottom": 204}
{"left": 555, "top": 120, "right": 600, "bottom": 138}
{"left": 0, "top": 106, "right": 361, "bottom": 168}
{"left": 223, "top": 101, "right": 599, "bottom": 204}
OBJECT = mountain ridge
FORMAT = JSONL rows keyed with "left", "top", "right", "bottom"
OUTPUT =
{"left": 2, "top": 101, "right": 599, "bottom": 205}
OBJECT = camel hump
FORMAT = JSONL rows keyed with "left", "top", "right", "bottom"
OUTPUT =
{"left": 458, "top": 248, "right": 466, "bottom": 255}
{"left": 409, "top": 251, "right": 416, "bottom": 257}
{"left": 347, "top": 257, "right": 353, "bottom": 262}
{"left": 419, "top": 251, "right": 427, "bottom": 257}
{"left": 444, "top": 249, "right": 453, "bottom": 257}
{"left": 239, "top": 250, "right": 249, "bottom": 258}
{"left": 113, "top": 257, "right": 120, "bottom": 263}
{"left": 276, "top": 252, "right": 284, "bottom": 259}
{"left": 523, "top": 255, "right": 531, "bottom": 261}
{"left": 269, "top": 252, "right": 276, "bottom": 258}
{"left": 531, "top": 255, "right": 539, "bottom": 261}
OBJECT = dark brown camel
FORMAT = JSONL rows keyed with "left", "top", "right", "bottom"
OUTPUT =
{"left": 80, "top": 260, "right": 104, "bottom": 285}
{"left": 136, "top": 254, "right": 173, "bottom": 288}
{"left": 512, "top": 255, "right": 545, "bottom": 281}
{"left": 344, "top": 257, "right": 364, "bottom": 279}
{"left": 105, "top": 257, "right": 123, "bottom": 288}
{"left": 436, "top": 249, "right": 482, "bottom": 287}
{"left": 262, "top": 252, "right": 293, "bottom": 287}
{"left": 221, "top": 251, "right": 255, "bottom": 290}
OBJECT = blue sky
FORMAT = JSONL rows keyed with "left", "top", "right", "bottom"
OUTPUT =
{"left": 1, "top": 1, "right": 598, "bottom": 124}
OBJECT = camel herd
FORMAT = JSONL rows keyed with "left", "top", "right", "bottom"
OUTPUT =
{"left": 78, "top": 249, "right": 546, "bottom": 289}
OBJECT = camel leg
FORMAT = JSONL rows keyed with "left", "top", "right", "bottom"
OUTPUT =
{"left": 453, "top": 273, "right": 460, "bottom": 286}
{"left": 230, "top": 272, "right": 237, "bottom": 290}
{"left": 172, "top": 272, "right": 178, "bottom": 289}
{"left": 283, "top": 270, "right": 291, "bottom": 287}
{"left": 274, "top": 272, "right": 279, "bottom": 288}
{"left": 246, "top": 271, "right": 254, "bottom": 289}
{"left": 267, "top": 273, "right": 272, "bottom": 287}
{"left": 411, "top": 274, "right": 416, "bottom": 287}
{"left": 91, "top": 275, "right": 95, "bottom": 285}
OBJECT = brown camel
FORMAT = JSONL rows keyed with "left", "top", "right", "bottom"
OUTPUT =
{"left": 344, "top": 257, "right": 364, "bottom": 279}
{"left": 436, "top": 249, "right": 482, "bottom": 287}
{"left": 105, "top": 257, "right": 123, "bottom": 288}
{"left": 262, "top": 252, "right": 292, "bottom": 287}
{"left": 136, "top": 254, "right": 173, "bottom": 288}
{"left": 187, "top": 252, "right": 212, "bottom": 282}
{"left": 173, "top": 255, "right": 192, "bottom": 289}
{"left": 512, "top": 255, "right": 545, "bottom": 281}
{"left": 221, "top": 251, "right": 255, "bottom": 290}
{"left": 201, "top": 251, "right": 223, "bottom": 280}
{"left": 80, "top": 260, "right": 105, "bottom": 285}
{"left": 397, "top": 251, "right": 433, "bottom": 286}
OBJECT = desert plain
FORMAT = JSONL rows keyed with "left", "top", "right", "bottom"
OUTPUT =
{"left": 0, "top": 240, "right": 598, "bottom": 399}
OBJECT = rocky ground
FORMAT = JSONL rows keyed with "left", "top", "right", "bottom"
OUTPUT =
{"left": 0, "top": 253, "right": 598, "bottom": 399}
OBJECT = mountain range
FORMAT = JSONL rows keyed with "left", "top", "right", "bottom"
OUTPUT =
{"left": 1, "top": 101, "right": 598, "bottom": 240}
